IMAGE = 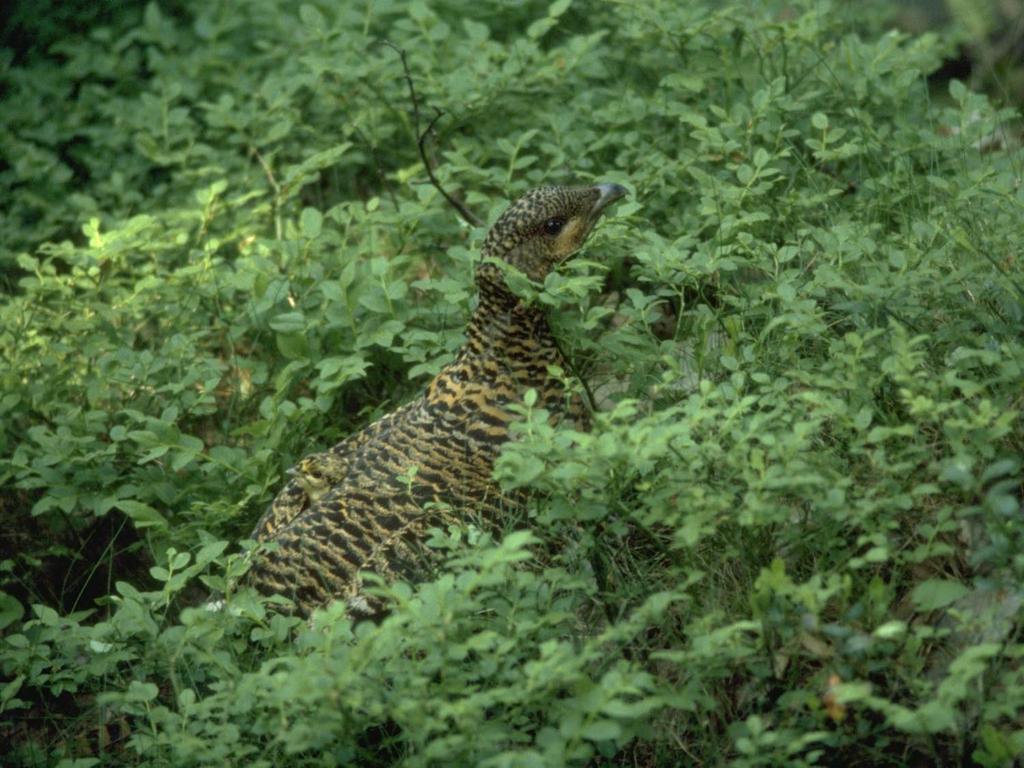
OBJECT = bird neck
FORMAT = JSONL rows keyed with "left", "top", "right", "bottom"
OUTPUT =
{"left": 468, "top": 262, "right": 553, "bottom": 354}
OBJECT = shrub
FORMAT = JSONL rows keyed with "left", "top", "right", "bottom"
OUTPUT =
{"left": 2, "top": 0, "right": 1022, "bottom": 765}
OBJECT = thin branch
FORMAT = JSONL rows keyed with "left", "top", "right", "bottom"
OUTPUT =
{"left": 419, "top": 108, "right": 482, "bottom": 227}
{"left": 381, "top": 40, "right": 482, "bottom": 227}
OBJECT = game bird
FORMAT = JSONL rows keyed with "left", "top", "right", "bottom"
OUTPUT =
{"left": 247, "top": 182, "right": 627, "bottom": 616}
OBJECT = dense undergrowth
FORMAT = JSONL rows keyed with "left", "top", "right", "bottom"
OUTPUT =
{"left": 2, "top": 0, "right": 1022, "bottom": 765}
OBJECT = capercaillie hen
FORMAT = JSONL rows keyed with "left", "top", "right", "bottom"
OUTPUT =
{"left": 247, "top": 183, "right": 627, "bottom": 617}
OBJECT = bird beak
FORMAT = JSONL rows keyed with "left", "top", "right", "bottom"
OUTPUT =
{"left": 286, "top": 467, "right": 298, "bottom": 477}
{"left": 591, "top": 183, "right": 628, "bottom": 217}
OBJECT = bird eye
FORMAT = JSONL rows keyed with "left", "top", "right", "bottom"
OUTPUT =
{"left": 542, "top": 217, "right": 566, "bottom": 236}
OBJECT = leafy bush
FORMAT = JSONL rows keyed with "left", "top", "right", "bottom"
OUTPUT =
{"left": 2, "top": 0, "right": 1022, "bottom": 765}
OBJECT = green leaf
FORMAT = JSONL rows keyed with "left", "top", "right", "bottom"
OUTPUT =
{"left": 315, "top": 355, "right": 370, "bottom": 390}
{"left": 169, "top": 550, "right": 191, "bottom": 570}
{"left": 116, "top": 500, "right": 168, "bottom": 530}
{"left": 281, "top": 143, "right": 353, "bottom": 198}
{"left": 549, "top": 0, "right": 572, "bottom": 16}
{"left": 298, "top": 3, "right": 325, "bottom": 30}
{"left": 948, "top": 79, "right": 967, "bottom": 103}
{"left": 502, "top": 530, "right": 537, "bottom": 552}
{"left": 275, "top": 332, "right": 310, "bottom": 360}
{"left": 661, "top": 73, "right": 704, "bottom": 92}
{"left": 581, "top": 719, "right": 622, "bottom": 741}
{"left": 195, "top": 541, "right": 228, "bottom": 567}
{"left": 124, "top": 681, "right": 159, "bottom": 703}
{"left": 300, "top": 207, "right": 323, "bottom": 239}
{"left": 527, "top": 17, "right": 556, "bottom": 38}
{"left": 911, "top": 579, "right": 970, "bottom": 612}
{"left": 601, "top": 698, "right": 662, "bottom": 718}
{"left": 269, "top": 311, "right": 307, "bottom": 333}
{"left": 0, "top": 592, "right": 25, "bottom": 631}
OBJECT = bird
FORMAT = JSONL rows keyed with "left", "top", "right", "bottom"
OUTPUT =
{"left": 246, "top": 182, "right": 628, "bottom": 617}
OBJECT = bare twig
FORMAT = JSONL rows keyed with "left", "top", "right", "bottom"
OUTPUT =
{"left": 383, "top": 40, "right": 423, "bottom": 131}
{"left": 418, "top": 108, "right": 482, "bottom": 227}
{"left": 381, "top": 40, "right": 482, "bottom": 227}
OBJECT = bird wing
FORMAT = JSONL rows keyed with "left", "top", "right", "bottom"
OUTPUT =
{"left": 248, "top": 369, "right": 531, "bottom": 616}
{"left": 248, "top": 400, "right": 417, "bottom": 542}
{"left": 246, "top": 395, "right": 469, "bottom": 615}
{"left": 247, "top": 472, "right": 460, "bottom": 617}
{"left": 340, "top": 493, "right": 460, "bottom": 617}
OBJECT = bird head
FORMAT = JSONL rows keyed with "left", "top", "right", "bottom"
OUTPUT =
{"left": 481, "top": 183, "right": 627, "bottom": 283}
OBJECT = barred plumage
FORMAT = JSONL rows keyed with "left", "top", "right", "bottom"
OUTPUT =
{"left": 247, "top": 183, "right": 627, "bottom": 616}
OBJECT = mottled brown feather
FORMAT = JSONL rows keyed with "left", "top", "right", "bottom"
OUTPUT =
{"left": 247, "top": 183, "right": 626, "bottom": 616}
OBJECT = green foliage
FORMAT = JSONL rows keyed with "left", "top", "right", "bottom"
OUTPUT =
{"left": 2, "top": 0, "right": 1023, "bottom": 765}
